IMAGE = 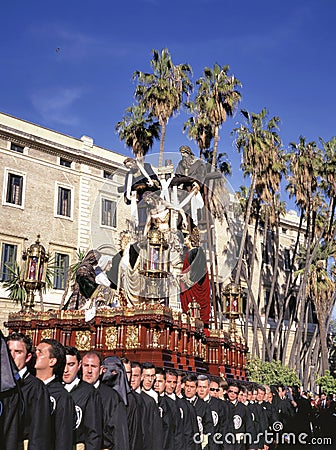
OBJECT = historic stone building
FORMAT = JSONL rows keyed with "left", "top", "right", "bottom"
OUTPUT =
{"left": 0, "top": 111, "right": 129, "bottom": 326}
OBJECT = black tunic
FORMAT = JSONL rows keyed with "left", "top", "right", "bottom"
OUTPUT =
{"left": 188, "top": 396, "right": 215, "bottom": 450}
{"left": 67, "top": 380, "right": 103, "bottom": 450}
{"left": 126, "top": 390, "right": 144, "bottom": 450}
{"left": 46, "top": 378, "right": 75, "bottom": 450}
{"left": 0, "top": 331, "right": 24, "bottom": 450}
{"left": 226, "top": 401, "right": 257, "bottom": 450}
{"left": 140, "top": 390, "right": 164, "bottom": 450}
{"left": 20, "top": 370, "right": 52, "bottom": 450}
{"left": 177, "top": 396, "right": 201, "bottom": 450}
{"left": 97, "top": 382, "right": 129, "bottom": 450}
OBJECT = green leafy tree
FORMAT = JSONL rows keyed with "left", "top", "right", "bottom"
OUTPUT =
{"left": 315, "top": 370, "right": 336, "bottom": 394}
{"left": 247, "top": 356, "right": 301, "bottom": 386}
{"left": 194, "top": 63, "right": 241, "bottom": 169}
{"left": 115, "top": 103, "right": 160, "bottom": 159}
{"left": 134, "top": 48, "right": 192, "bottom": 166}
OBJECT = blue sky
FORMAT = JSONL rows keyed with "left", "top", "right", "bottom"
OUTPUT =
{"left": 1, "top": 0, "right": 336, "bottom": 203}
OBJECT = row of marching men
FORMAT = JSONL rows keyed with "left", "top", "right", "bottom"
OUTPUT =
{"left": 1, "top": 330, "right": 294, "bottom": 450}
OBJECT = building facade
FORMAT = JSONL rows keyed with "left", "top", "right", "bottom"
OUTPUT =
{"left": 0, "top": 111, "right": 129, "bottom": 326}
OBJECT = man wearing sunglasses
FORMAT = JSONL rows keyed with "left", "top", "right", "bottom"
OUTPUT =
{"left": 197, "top": 375, "right": 230, "bottom": 448}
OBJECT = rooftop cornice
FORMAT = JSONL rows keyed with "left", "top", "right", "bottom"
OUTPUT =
{"left": 0, "top": 125, "right": 126, "bottom": 173}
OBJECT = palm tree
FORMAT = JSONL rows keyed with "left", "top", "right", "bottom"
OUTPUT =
{"left": 319, "top": 136, "right": 336, "bottom": 237}
{"left": 285, "top": 137, "right": 324, "bottom": 373}
{"left": 183, "top": 104, "right": 213, "bottom": 158}
{"left": 133, "top": 48, "right": 192, "bottom": 166}
{"left": 195, "top": 63, "right": 241, "bottom": 169}
{"left": 115, "top": 104, "right": 160, "bottom": 160}
{"left": 297, "top": 242, "right": 336, "bottom": 373}
{"left": 233, "top": 109, "right": 282, "bottom": 284}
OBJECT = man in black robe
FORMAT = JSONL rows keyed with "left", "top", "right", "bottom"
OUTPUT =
{"left": 6, "top": 331, "right": 52, "bottom": 450}
{"left": 197, "top": 374, "right": 230, "bottom": 449}
{"left": 139, "top": 362, "right": 163, "bottom": 450}
{"left": 154, "top": 367, "right": 184, "bottom": 450}
{"left": 184, "top": 374, "right": 215, "bottom": 449}
{"left": 121, "top": 358, "right": 144, "bottom": 450}
{"left": 0, "top": 330, "right": 23, "bottom": 450}
{"left": 165, "top": 369, "right": 199, "bottom": 450}
{"left": 226, "top": 382, "right": 257, "bottom": 450}
{"left": 35, "top": 338, "right": 75, "bottom": 450}
{"left": 63, "top": 346, "right": 103, "bottom": 450}
{"left": 82, "top": 351, "right": 129, "bottom": 450}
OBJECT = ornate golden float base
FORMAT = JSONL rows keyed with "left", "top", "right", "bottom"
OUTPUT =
{"left": 5, "top": 304, "right": 247, "bottom": 379}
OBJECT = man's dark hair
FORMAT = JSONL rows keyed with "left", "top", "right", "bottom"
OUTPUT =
{"left": 141, "top": 362, "right": 155, "bottom": 373}
{"left": 155, "top": 367, "right": 166, "bottom": 378}
{"left": 131, "top": 361, "right": 141, "bottom": 369}
{"left": 64, "top": 346, "right": 81, "bottom": 362}
{"left": 41, "top": 339, "right": 66, "bottom": 378}
{"left": 257, "top": 385, "right": 266, "bottom": 393}
{"left": 6, "top": 332, "right": 33, "bottom": 354}
{"left": 228, "top": 381, "right": 240, "bottom": 390}
{"left": 166, "top": 369, "right": 178, "bottom": 378}
{"left": 239, "top": 385, "right": 248, "bottom": 394}
{"left": 120, "top": 357, "right": 131, "bottom": 365}
{"left": 184, "top": 374, "right": 198, "bottom": 384}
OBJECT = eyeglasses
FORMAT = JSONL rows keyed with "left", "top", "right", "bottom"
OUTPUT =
{"left": 228, "top": 390, "right": 239, "bottom": 394}
{"left": 143, "top": 374, "right": 156, "bottom": 379}
{"left": 210, "top": 388, "right": 220, "bottom": 392}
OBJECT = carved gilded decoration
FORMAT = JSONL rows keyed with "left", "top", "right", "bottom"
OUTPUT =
{"left": 126, "top": 325, "right": 138, "bottom": 349}
{"left": 105, "top": 326, "right": 118, "bottom": 350}
{"left": 41, "top": 329, "right": 52, "bottom": 340}
{"left": 75, "top": 330, "right": 91, "bottom": 351}
{"left": 152, "top": 330, "right": 161, "bottom": 348}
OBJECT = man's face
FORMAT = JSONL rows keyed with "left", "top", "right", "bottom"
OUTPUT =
{"left": 141, "top": 368, "right": 156, "bottom": 391}
{"left": 278, "top": 387, "right": 286, "bottom": 398}
{"left": 35, "top": 342, "right": 54, "bottom": 372}
{"left": 123, "top": 362, "right": 132, "bottom": 383}
{"left": 184, "top": 381, "right": 197, "bottom": 399}
{"left": 257, "top": 389, "right": 265, "bottom": 402}
{"left": 131, "top": 366, "right": 141, "bottom": 390}
{"left": 63, "top": 354, "right": 81, "bottom": 384}
{"left": 176, "top": 375, "right": 182, "bottom": 396}
{"left": 82, "top": 354, "right": 102, "bottom": 385}
{"left": 197, "top": 379, "right": 210, "bottom": 399}
{"left": 165, "top": 374, "right": 177, "bottom": 395}
{"left": 209, "top": 381, "right": 220, "bottom": 398}
{"left": 7, "top": 339, "right": 31, "bottom": 371}
{"left": 238, "top": 390, "right": 248, "bottom": 403}
{"left": 227, "top": 386, "right": 239, "bottom": 402}
{"left": 154, "top": 373, "right": 166, "bottom": 395}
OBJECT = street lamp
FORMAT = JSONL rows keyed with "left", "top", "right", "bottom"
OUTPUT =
{"left": 222, "top": 282, "right": 242, "bottom": 334}
{"left": 21, "top": 235, "right": 48, "bottom": 311}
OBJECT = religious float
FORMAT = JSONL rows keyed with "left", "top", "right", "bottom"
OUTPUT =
{"left": 5, "top": 148, "right": 248, "bottom": 380}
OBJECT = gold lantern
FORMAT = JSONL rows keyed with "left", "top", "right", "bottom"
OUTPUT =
{"left": 21, "top": 235, "right": 49, "bottom": 311}
{"left": 140, "top": 229, "right": 169, "bottom": 303}
{"left": 222, "top": 282, "right": 242, "bottom": 334}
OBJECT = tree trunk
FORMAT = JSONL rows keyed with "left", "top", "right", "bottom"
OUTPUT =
{"left": 211, "top": 126, "right": 219, "bottom": 171}
{"left": 235, "top": 173, "right": 257, "bottom": 284}
{"left": 158, "top": 120, "right": 166, "bottom": 167}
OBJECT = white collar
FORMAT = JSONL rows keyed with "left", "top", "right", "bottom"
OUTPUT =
{"left": 19, "top": 367, "right": 28, "bottom": 378}
{"left": 64, "top": 377, "right": 80, "bottom": 392}
{"left": 143, "top": 388, "right": 158, "bottom": 403}
{"left": 167, "top": 392, "right": 176, "bottom": 400}
{"left": 43, "top": 375, "right": 56, "bottom": 385}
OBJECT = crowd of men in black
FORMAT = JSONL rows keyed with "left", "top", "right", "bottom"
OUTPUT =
{"left": 0, "top": 331, "right": 335, "bottom": 450}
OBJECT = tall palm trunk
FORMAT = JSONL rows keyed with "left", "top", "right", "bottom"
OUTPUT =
{"left": 235, "top": 172, "right": 257, "bottom": 284}
{"left": 211, "top": 126, "right": 219, "bottom": 171}
{"left": 158, "top": 120, "right": 167, "bottom": 167}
